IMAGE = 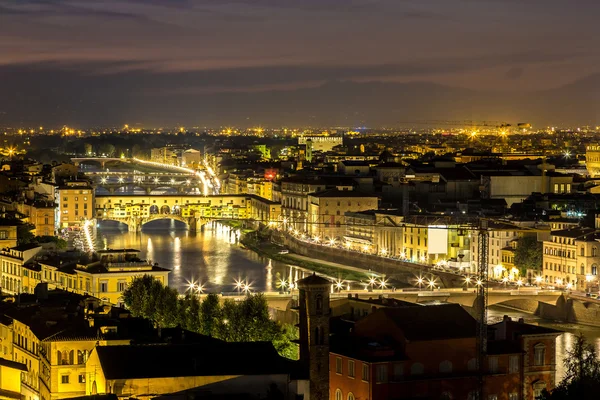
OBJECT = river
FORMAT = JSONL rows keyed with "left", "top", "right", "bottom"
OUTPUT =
{"left": 96, "top": 220, "right": 310, "bottom": 294}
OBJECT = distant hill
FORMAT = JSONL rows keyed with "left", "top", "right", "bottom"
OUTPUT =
{"left": 0, "top": 64, "right": 599, "bottom": 127}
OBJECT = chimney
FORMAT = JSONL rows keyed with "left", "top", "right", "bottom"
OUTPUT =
{"left": 518, "top": 318, "right": 525, "bottom": 324}
{"left": 503, "top": 315, "right": 511, "bottom": 322}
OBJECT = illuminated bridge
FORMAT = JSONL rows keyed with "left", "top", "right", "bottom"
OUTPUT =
{"left": 95, "top": 193, "right": 280, "bottom": 232}
{"left": 260, "top": 289, "right": 564, "bottom": 314}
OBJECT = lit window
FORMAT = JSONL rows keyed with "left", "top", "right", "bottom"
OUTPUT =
{"left": 335, "top": 389, "right": 342, "bottom": 400}
{"left": 336, "top": 357, "right": 342, "bottom": 374}
{"left": 61, "top": 375, "right": 69, "bottom": 384}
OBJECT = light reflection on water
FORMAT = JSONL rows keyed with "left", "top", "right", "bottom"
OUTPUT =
{"left": 96, "top": 220, "right": 311, "bottom": 294}
{"left": 488, "top": 305, "right": 600, "bottom": 381}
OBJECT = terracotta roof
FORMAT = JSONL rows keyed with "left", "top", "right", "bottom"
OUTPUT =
{"left": 297, "top": 273, "right": 331, "bottom": 286}
{"left": 377, "top": 303, "right": 476, "bottom": 341}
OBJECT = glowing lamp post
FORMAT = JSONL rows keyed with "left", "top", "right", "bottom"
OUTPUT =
{"left": 416, "top": 276, "right": 424, "bottom": 291}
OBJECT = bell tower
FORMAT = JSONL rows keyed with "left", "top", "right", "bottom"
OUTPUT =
{"left": 298, "top": 273, "right": 331, "bottom": 400}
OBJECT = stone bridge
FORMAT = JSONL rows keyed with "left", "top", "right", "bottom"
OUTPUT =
{"left": 96, "top": 183, "right": 202, "bottom": 194}
{"left": 97, "top": 214, "right": 211, "bottom": 232}
{"left": 72, "top": 157, "right": 129, "bottom": 168}
{"left": 258, "top": 289, "right": 563, "bottom": 324}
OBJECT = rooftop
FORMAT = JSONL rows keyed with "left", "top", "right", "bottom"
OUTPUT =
{"left": 0, "top": 357, "right": 27, "bottom": 372}
{"left": 371, "top": 303, "right": 477, "bottom": 341}
{"left": 95, "top": 342, "right": 296, "bottom": 380}
{"left": 309, "top": 188, "right": 377, "bottom": 198}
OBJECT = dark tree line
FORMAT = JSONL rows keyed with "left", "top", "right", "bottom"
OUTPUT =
{"left": 123, "top": 275, "right": 298, "bottom": 359}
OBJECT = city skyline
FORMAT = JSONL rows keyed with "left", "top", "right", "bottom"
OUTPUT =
{"left": 2, "top": 0, "right": 600, "bottom": 127}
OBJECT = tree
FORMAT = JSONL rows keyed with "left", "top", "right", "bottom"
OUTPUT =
{"left": 123, "top": 276, "right": 298, "bottom": 359}
{"left": 539, "top": 334, "right": 600, "bottom": 400}
{"left": 17, "top": 223, "right": 35, "bottom": 246}
{"left": 34, "top": 235, "right": 67, "bottom": 249}
{"left": 199, "top": 293, "right": 222, "bottom": 337}
{"left": 98, "top": 143, "right": 116, "bottom": 157}
{"left": 514, "top": 234, "right": 542, "bottom": 275}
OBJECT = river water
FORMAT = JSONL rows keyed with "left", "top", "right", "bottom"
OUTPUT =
{"left": 95, "top": 220, "right": 311, "bottom": 294}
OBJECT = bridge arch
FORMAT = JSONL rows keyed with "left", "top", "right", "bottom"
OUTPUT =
{"left": 141, "top": 214, "right": 190, "bottom": 227}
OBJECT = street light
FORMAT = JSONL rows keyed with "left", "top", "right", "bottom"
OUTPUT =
{"left": 379, "top": 278, "right": 388, "bottom": 290}
{"left": 428, "top": 278, "right": 437, "bottom": 291}
{"left": 329, "top": 238, "right": 336, "bottom": 247}
{"left": 416, "top": 276, "right": 424, "bottom": 291}
{"left": 234, "top": 279, "right": 244, "bottom": 294}
{"left": 535, "top": 276, "right": 543, "bottom": 286}
{"left": 516, "top": 279, "right": 523, "bottom": 291}
{"left": 464, "top": 276, "right": 472, "bottom": 290}
{"left": 335, "top": 280, "right": 344, "bottom": 292}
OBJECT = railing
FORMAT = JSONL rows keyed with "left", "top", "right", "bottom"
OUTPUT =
{"left": 106, "top": 261, "right": 151, "bottom": 268}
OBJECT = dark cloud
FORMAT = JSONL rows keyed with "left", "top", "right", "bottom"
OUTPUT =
{"left": 0, "top": 0, "right": 599, "bottom": 126}
{"left": 505, "top": 67, "right": 524, "bottom": 80}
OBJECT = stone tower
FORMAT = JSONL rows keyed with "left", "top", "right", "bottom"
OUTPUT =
{"left": 298, "top": 273, "right": 331, "bottom": 400}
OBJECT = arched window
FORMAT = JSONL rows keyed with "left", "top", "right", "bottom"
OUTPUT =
{"left": 533, "top": 381, "right": 547, "bottom": 399}
{"left": 467, "top": 358, "right": 477, "bottom": 371}
{"left": 439, "top": 360, "right": 453, "bottom": 373}
{"left": 534, "top": 343, "right": 546, "bottom": 366}
{"left": 335, "top": 389, "right": 342, "bottom": 400}
{"left": 594, "top": 247, "right": 598, "bottom": 257}
{"left": 593, "top": 264, "right": 598, "bottom": 276}
{"left": 347, "top": 393, "right": 355, "bottom": 400}
{"left": 410, "top": 362, "right": 424, "bottom": 375}
{"left": 315, "top": 295, "right": 323, "bottom": 315}
{"left": 57, "top": 351, "right": 62, "bottom": 365}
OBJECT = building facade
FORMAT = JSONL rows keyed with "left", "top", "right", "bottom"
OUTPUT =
{"left": 56, "top": 181, "right": 94, "bottom": 228}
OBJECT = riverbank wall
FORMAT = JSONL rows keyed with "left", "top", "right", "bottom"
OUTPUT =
{"left": 279, "top": 234, "right": 466, "bottom": 288}
{"left": 536, "top": 295, "right": 600, "bottom": 327}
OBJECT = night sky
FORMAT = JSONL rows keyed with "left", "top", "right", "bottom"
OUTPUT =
{"left": 2, "top": 0, "right": 600, "bottom": 127}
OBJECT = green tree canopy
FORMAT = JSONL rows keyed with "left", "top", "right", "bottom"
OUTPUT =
{"left": 539, "top": 334, "right": 600, "bottom": 400}
{"left": 17, "top": 223, "right": 35, "bottom": 246}
{"left": 122, "top": 275, "right": 298, "bottom": 359}
{"left": 514, "top": 234, "right": 542, "bottom": 274}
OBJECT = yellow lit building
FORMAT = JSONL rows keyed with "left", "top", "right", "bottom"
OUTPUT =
{"left": 56, "top": 181, "right": 94, "bottom": 228}
{"left": 542, "top": 227, "right": 600, "bottom": 289}
{"left": 17, "top": 201, "right": 55, "bottom": 237}
{"left": 402, "top": 223, "right": 430, "bottom": 263}
{"left": 73, "top": 249, "right": 169, "bottom": 306}
{"left": 307, "top": 188, "right": 378, "bottom": 240}
{"left": 95, "top": 194, "right": 252, "bottom": 224}
{"left": 0, "top": 357, "right": 27, "bottom": 400}
{"left": 0, "top": 220, "right": 18, "bottom": 248}
{"left": 0, "top": 317, "right": 42, "bottom": 400}
{"left": 0, "top": 244, "right": 43, "bottom": 295}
